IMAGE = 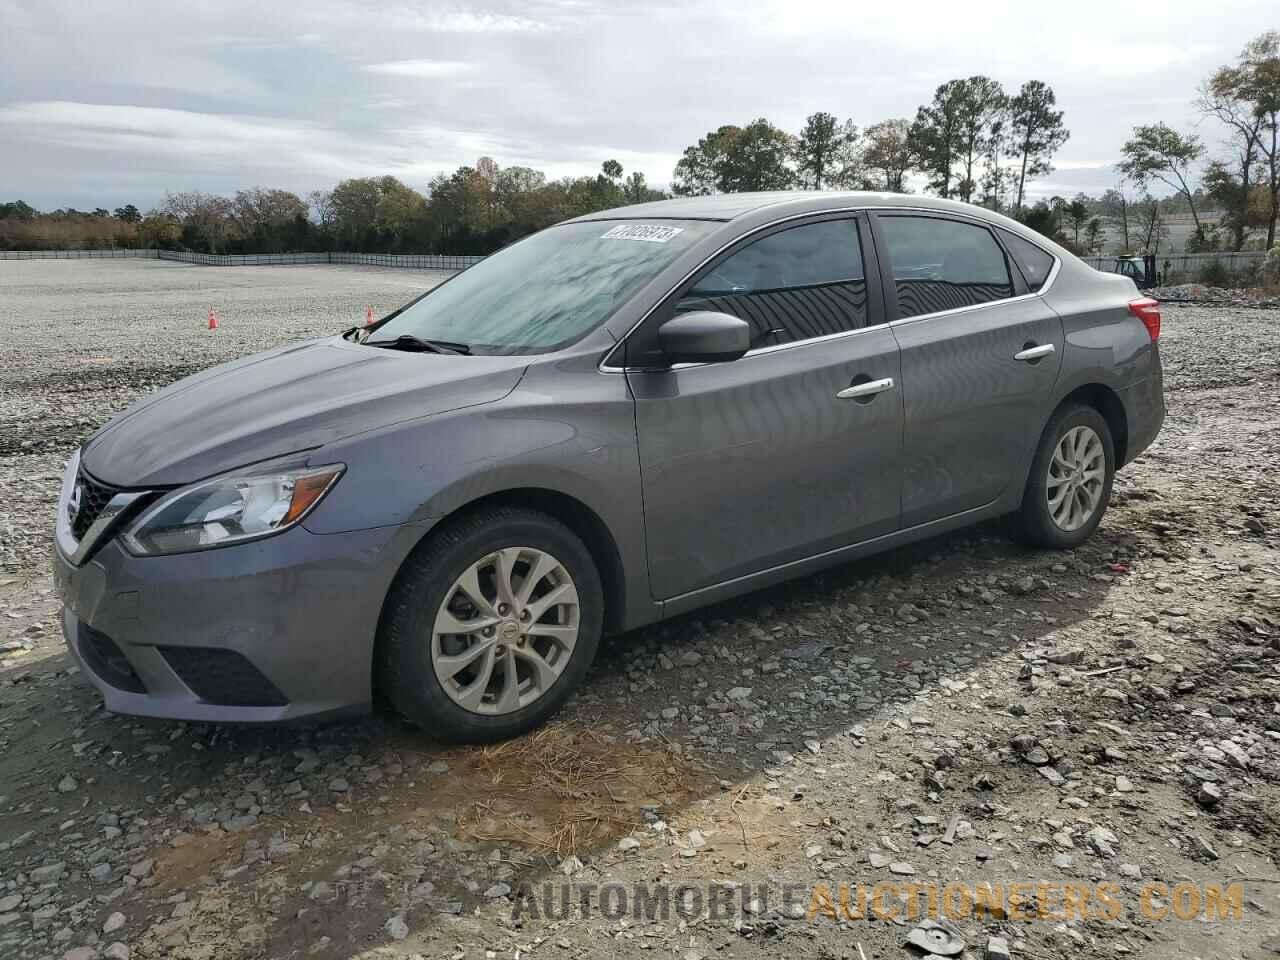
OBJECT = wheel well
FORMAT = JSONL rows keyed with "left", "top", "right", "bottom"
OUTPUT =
{"left": 390, "top": 488, "right": 629, "bottom": 636}
{"left": 1060, "top": 384, "right": 1128, "bottom": 465}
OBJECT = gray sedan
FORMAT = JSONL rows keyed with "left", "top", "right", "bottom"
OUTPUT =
{"left": 53, "top": 192, "right": 1165, "bottom": 742}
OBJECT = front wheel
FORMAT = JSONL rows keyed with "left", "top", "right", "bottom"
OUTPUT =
{"left": 378, "top": 507, "right": 602, "bottom": 742}
{"left": 1012, "top": 404, "right": 1115, "bottom": 549}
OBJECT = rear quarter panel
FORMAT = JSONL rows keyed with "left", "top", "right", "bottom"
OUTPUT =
{"left": 1043, "top": 260, "right": 1157, "bottom": 396}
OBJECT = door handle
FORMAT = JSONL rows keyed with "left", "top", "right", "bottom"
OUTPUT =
{"left": 836, "top": 377, "right": 895, "bottom": 400}
{"left": 1014, "top": 343, "right": 1055, "bottom": 362}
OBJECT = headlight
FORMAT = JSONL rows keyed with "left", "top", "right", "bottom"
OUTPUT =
{"left": 121, "top": 464, "right": 344, "bottom": 556}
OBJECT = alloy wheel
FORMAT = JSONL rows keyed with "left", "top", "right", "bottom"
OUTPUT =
{"left": 430, "top": 547, "right": 580, "bottom": 715}
{"left": 1045, "top": 425, "right": 1106, "bottom": 532}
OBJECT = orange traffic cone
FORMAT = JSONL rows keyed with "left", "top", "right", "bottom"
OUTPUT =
{"left": 207, "top": 307, "right": 218, "bottom": 330}
{"left": 365, "top": 305, "right": 375, "bottom": 326}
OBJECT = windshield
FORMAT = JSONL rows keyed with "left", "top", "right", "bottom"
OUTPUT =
{"left": 371, "top": 219, "right": 717, "bottom": 355}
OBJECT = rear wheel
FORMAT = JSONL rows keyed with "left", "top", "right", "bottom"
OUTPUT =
{"left": 1013, "top": 404, "right": 1115, "bottom": 549}
{"left": 379, "top": 507, "right": 602, "bottom": 742}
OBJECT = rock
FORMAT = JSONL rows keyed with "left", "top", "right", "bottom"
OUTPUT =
{"left": 868, "top": 852, "right": 891, "bottom": 868}
{"left": 1190, "top": 835, "right": 1220, "bottom": 861}
{"left": 560, "top": 855, "right": 583, "bottom": 877}
{"left": 309, "top": 881, "right": 333, "bottom": 901}
{"left": 1196, "top": 782, "right": 1222, "bottom": 808}
{"left": 328, "top": 778, "right": 350, "bottom": 792}
{"left": 425, "top": 760, "right": 449, "bottom": 774}
{"left": 1023, "top": 746, "right": 1050, "bottom": 766}
{"left": 986, "top": 935, "right": 1011, "bottom": 960}
{"left": 0, "top": 894, "right": 20, "bottom": 913}
{"left": 483, "top": 882, "right": 511, "bottom": 899}
{"left": 31, "top": 861, "right": 66, "bottom": 883}
{"left": 62, "top": 949, "right": 96, "bottom": 960}
{"left": 129, "top": 858, "right": 153, "bottom": 879}
{"left": 617, "top": 837, "right": 640, "bottom": 852}
{"left": 57, "top": 775, "right": 78, "bottom": 793}
{"left": 1038, "top": 766, "right": 1066, "bottom": 786}
{"left": 1115, "top": 776, "right": 1134, "bottom": 793}
{"left": 725, "top": 686, "right": 752, "bottom": 701}
{"left": 1085, "top": 826, "right": 1118, "bottom": 858}
{"left": 89, "top": 863, "right": 112, "bottom": 882}
{"left": 103, "top": 911, "right": 126, "bottom": 934}
{"left": 104, "top": 944, "right": 130, "bottom": 960}
{"left": 384, "top": 915, "right": 409, "bottom": 940}
{"left": 906, "top": 918, "right": 966, "bottom": 956}
{"left": 1048, "top": 649, "right": 1082, "bottom": 665}
{"left": 1218, "top": 740, "right": 1251, "bottom": 770}
{"left": 888, "top": 861, "right": 916, "bottom": 876}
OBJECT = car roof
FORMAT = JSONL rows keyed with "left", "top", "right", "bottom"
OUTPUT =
{"left": 567, "top": 190, "right": 1015, "bottom": 224}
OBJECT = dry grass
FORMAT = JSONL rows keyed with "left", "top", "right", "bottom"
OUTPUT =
{"left": 449, "top": 724, "right": 710, "bottom": 857}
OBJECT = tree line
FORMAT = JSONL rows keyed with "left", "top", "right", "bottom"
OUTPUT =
{"left": 2, "top": 31, "right": 1277, "bottom": 259}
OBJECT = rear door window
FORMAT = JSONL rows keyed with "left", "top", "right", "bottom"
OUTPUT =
{"left": 999, "top": 229, "right": 1055, "bottom": 291}
{"left": 878, "top": 216, "right": 1015, "bottom": 319}
{"left": 675, "top": 218, "right": 869, "bottom": 349}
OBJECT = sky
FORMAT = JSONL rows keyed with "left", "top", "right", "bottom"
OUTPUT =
{"left": 1, "top": 0, "right": 1274, "bottom": 212}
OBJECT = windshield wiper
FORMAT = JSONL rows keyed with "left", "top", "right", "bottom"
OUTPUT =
{"left": 364, "top": 334, "right": 471, "bottom": 355}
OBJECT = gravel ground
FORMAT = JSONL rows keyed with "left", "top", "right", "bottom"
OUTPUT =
{"left": 0, "top": 260, "right": 1278, "bottom": 960}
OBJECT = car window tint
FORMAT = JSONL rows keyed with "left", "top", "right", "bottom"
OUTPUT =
{"left": 999, "top": 229, "right": 1055, "bottom": 292}
{"left": 879, "top": 216, "right": 1014, "bottom": 319}
{"left": 676, "top": 219, "right": 868, "bottom": 348}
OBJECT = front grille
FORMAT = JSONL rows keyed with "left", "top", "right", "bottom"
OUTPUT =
{"left": 71, "top": 470, "right": 119, "bottom": 540}
{"left": 158, "top": 647, "right": 289, "bottom": 707}
{"left": 78, "top": 625, "right": 147, "bottom": 693}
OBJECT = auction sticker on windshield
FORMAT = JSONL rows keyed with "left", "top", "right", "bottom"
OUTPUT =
{"left": 600, "top": 224, "right": 684, "bottom": 243}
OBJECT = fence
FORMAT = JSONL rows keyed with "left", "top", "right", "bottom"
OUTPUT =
{"left": 0, "top": 249, "right": 485, "bottom": 270}
{"left": 1082, "top": 251, "right": 1266, "bottom": 277}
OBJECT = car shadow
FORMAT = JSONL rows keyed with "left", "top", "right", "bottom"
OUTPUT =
{"left": 0, "top": 514, "right": 1140, "bottom": 959}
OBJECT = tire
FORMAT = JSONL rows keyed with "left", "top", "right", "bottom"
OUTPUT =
{"left": 1012, "top": 403, "right": 1115, "bottom": 549}
{"left": 378, "top": 506, "right": 603, "bottom": 743}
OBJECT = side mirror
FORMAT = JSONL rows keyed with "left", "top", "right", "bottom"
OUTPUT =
{"left": 657, "top": 311, "right": 750, "bottom": 365}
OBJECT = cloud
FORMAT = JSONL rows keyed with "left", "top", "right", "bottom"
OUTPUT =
{"left": 360, "top": 60, "right": 473, "bottom": 78}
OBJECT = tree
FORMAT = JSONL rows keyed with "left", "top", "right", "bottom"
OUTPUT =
{"left": 1118, "top": 123, "right": 1205, "bottom": 231}
{"left": 672, "top": 126, "right": 738, "bottom": 195}
{"left": 1201, "top": 56, "right": 1266, "bottom": 250}
{"left": 953, "top": 76, "right": 1007, "bottom": 203}
{"left": 1233, "top": 31, "right": 1280, "bottom": 248}
{"left": 112, "top": 204, "right": 141, "bottom": 223}
{"left": 1066, "top": 196, "right": 1090, "bottom": 249}
{"left": 601, "top": 159, "right": 623, "bottom": 182}
{"left": 722, "top": 119, "right": 795, "bottom": 191}
{"left": 1083, "top": 217, "right": 1105, "bottom": 255}
{"left": 911, "top": 80, "right": 967, "bottom": 198}
{"left": 622, "top": 171, "right": 664, "bottom": 204}
{"left": 672, "top": 120, "right": 794, "bottom": 195}
{"left": 979, "top": 117, "right": 1009, "bottom": 210}
{"left": 1100, "top": 183, "right": 1136, "bottom": 252}
{"left": 793, "top": 112, "right": 858, "bottom": 190}
{"left": 861, "top": 119, "right": 915, "bottom": 192}
{"left": 158, "top": 191, "right": 238, "bottom": 253}
{"left": 1006, "top": 80, "right": 1069, "bottom": 214}
{"left": 0, "top": 200, "right": 36, "bottom": 221}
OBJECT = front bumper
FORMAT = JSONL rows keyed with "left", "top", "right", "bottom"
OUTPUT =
{"left": 54, "top": 520, "right": 429, "bottom": 723}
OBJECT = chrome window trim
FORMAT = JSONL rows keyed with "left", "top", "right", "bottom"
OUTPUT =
{"left": 599, "top": 204, "right": 1061, "bottom": 374}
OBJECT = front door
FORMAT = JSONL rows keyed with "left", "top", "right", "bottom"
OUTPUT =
{"left": 872, "top": 213, "right": 1064, "bottom": 528}
{"left": 624, "top": 214, "right": 904, "bottom": 601}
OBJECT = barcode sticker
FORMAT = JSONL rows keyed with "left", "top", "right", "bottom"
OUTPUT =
{"left": 600, "top": 224, "right": 684, "bottom": 243}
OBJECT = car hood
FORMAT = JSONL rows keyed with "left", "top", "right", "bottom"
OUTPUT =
{"left": 81, "top": 337, "right": 528, "bottom": 486}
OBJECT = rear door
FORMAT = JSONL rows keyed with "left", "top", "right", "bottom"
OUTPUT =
{"left": 871, "top": 213, "right": 1064, "bottom": 527}
{"left": 622, "top": 214, "right": 903, "bottom": 600}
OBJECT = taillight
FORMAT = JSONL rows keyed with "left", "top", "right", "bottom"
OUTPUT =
{"left": 1128, "top": 298, "right": 1161, "bottom": 341}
